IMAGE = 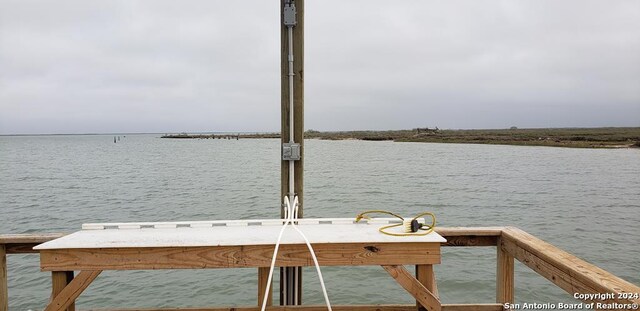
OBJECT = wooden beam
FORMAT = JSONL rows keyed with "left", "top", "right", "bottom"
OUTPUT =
{"left": 441, "top": 236, "right": 496, "bottom": 247}
{"left": 83, "top": 304, "right": 504, "bottom": 311}
{"left": 0, "top": 233, "right": 65, "bottom": 245}
{"left": 40, "top": 243, "right": 440, "bottom": 271}
{"left": 45, "top": 270, "right": 101, "bottom": 311}
{"left": 435, "top": 227, "right": 503, "bottom": 237}
{"left": 435, "top": 227, "right": 501, "bottom": 247}
{"left": 501, "top": 227, "right": 640, "bottom": 305}
{"left": 0, "top": 233, "right": 65, "bottom": 255}
{"left": 495, "top": 237, "right": 514, "bottom": 304}
{"left": 0, "top": 245, "right": 7, "bottom": 311}
{"left": 382, "top": 265, "right": 441, "bottom": 311}
{"left": 258, "top": 267, "right": 273, "bottom": 306}
{"left": 6, "top": 243, "right": 42, "bottom": 254}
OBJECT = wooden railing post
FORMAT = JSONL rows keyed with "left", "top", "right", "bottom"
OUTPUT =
{"left": 496, "top": 236, "right": 514, "bottom": 304}
{"left": 1, "top": 244, "right": 7, "bottom": 311}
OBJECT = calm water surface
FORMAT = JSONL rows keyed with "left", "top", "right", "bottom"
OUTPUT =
{"left": 1, "top": 135, "right": 639, "bottom": 309}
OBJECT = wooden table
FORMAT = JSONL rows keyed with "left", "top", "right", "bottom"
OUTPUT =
{"left": 35, "top": 218, "right": 445, "bottom": 311}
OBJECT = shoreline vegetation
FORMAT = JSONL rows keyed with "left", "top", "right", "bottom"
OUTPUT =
{"left": 162, "top": 127, "right": 640, "bottom": 149}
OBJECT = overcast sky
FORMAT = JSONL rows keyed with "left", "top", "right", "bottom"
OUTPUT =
{"left": 0, "top": 0, "right": 639, "bottom": 134}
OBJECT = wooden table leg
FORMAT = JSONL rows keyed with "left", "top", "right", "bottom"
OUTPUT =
{"left": 258, "top": 267, "right": 273, "bottom": 306}
{"left": 417, "top": 265, "right": 439, "bottom": 311}
{"left": 46, "top": 270, "right": 101, "bottom": 311}
{"left": 51, "top": 272, "right": 73, "bottom": 311}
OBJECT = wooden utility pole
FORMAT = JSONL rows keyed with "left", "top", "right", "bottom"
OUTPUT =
{"left": 280, "top": 0, "right": 304, "bottom": 305}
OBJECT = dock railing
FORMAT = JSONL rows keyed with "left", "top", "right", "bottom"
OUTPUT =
{"left": 1, "top": 227, "right": 639, "bottom": 311}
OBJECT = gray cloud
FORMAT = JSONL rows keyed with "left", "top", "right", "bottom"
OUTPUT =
{"left": 1, "top": 0, "right": 638, "bottom": 134}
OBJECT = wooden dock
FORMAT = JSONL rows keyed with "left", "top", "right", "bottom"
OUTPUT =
{"left": 2, "top": 227, "right": 639, "bottom": 311}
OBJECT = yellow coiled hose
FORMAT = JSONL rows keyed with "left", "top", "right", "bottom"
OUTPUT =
{"left": 355, "top": 210, "right": 436, "bottom": 236}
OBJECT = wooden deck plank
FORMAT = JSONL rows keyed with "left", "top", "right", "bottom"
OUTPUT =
{"left": 84, "top": 304, "right": 503, "bottom": 311}
{"left": 40, "top": 243, "right": 440, "bottom": 271}
{"left": 382, "top": 265, "right": 441, "bottom": 311}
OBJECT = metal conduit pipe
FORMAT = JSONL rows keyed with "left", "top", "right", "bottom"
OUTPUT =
{"left": 288, "top": 23, "right": 295, "bottom": 206}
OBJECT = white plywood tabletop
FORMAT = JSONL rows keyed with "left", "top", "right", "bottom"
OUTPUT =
{"left": 34, "top": 218, "right": 446, "bottom": 250}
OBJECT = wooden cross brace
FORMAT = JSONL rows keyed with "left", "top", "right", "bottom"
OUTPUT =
{"left": 382, "top": 265, "right": 441, "bottom": 311}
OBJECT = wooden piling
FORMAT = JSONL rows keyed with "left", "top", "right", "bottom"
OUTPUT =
{"left": 280, "top": 0, "right": 305, "bottom": 220}
{"left": 280, "top": 0, "right": 304, "bottom": 305}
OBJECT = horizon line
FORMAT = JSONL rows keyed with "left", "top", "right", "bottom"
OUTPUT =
{"left": 2, "top": 126, "right": 640, "bottom": 137}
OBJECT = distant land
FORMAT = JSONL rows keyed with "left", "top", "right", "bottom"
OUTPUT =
{"left": 163, "top": 127, "right": 640, "bottom": 149}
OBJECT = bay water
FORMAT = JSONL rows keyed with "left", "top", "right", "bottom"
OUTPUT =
{"left": 1, "top": 135, "right": 638, "bottom": 309}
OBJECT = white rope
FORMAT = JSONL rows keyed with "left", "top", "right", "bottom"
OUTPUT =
{"left": 260, "top": 196, "right": 332, "bottom": 311}
{"left": 289, "top": 196, "right": 332, "bottom": 310}
{"left": 259, "top": 201, "right": 292, "bottom": 311}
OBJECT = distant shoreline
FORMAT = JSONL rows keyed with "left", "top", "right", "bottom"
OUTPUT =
{"left": 161, "top": 127, "right": 640, "bottom": 149}
{"left": 312, "top": 127, "right": 640, "bottom": 148}
{"left": 4, "top": 127, "right": 639, "bottom": 149}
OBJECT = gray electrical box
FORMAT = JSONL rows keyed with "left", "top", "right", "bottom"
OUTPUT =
{"left": 283, "top": 4, "right": 297, "bottom": 26}
{"left": 282, "top": 143, "right": 300, "bottom": 161}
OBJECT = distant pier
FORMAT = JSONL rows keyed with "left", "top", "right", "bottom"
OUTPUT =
{"left": 161, "top": 133, "right": 240, "bottom": 140}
